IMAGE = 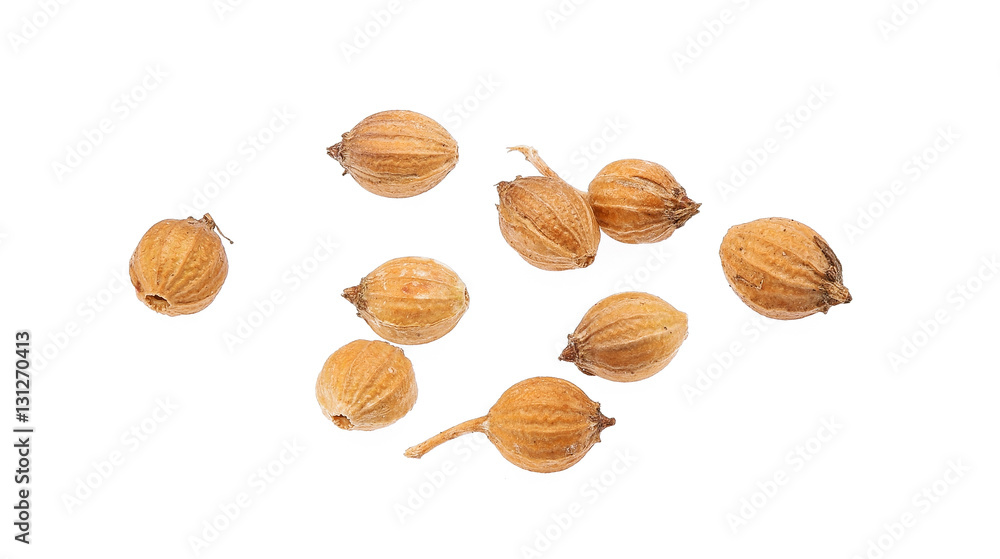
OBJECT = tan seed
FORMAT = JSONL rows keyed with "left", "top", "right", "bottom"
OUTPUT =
{"left": 327, "top": 110, "right": 458, "bottom": 198}
{"left": 404, "top": 376, "right": 614, "bottom": 473}
{"left": 560, "top": 292, "right": 688, "bottom": 382}
{"left": 497, "top": 146, "right": 601, "bottom": 271}
{"left": 588, "top": 159, "right": 700, "bottom": 244}
{"left": 343, "top": 257, "right": 469, "bottom": 345}
{"left": 315, "top": 339, "right": 417, "bottom": 431}
{"left": 128, "top": 213, "right": 232, "bottom": 316}
{"left": 720, "top": 217, "right": 852, "bottom": 320}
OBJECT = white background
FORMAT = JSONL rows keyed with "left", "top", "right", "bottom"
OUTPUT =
{"left": 2, "top": 0, "right": 999, "bottom": 557}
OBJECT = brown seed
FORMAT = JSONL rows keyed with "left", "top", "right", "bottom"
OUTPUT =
{"left": 720, "top": 217, "right": 852, "bottom": 320}
{"left": 588, "top": 159, "right": 701, "bottom": 244}
{"left": 327, "top": 110, "right": 458, "bottom": 198}
{"left": 315, "top": 339, "right": 417, "bottom": 431}
{"left": 343, "top": 257, "right": 469, "bottom": 345}
{"left": 404, "top": 376, "right": 614, "bottom": 473}
{"left": 497, "top": 146, "right": 601, "bottom": 271}
{"left": 128, "top": 213, "right": 232, "bottom": 316}
{"left": 560, "top": 292, "right": 688, "bottom": 382}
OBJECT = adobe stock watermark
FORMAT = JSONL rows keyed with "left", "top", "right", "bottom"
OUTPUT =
{"left": 188, "top": 439, "right": 305, "bottom": 556}
{"left": 716, "top": 84, "right": 833, "bottom": 203}
{"left": 887, "top": 253, "right": 997, "bottom": 372}
{"left": 394, "top": 432, "right": 489, "bottom": 523}
{"left": 544, "top": 0, "right": 588, "bottom": 31}
{"left": 7, "top": 0, "right": 71, "bottom": 54}
{"left": 850, "top": 459, "right": 970, "bottom": 559}
{"left": 212, "top": 0, "right": 248, "bottom": 21}
{"left": 339, "top": 0, "right": 409, "bottom": 64}
{"left": 726, "top": 416, "right": 843, "bottom": 533}
{"left": 178, "top": 106, "right": 294, "bottom": 215}
{"left": 877, "top": 0, "right": 930, "bottom": 41}
{"left": 671, "top": 0, "right": 753, "bottom": 72}
{"left": 33, "top": 265, "right": 131, "bottom": 375}
{"left": 519, "top": 449, "right": 638, "bottom": 558}
{"left": 680, "top": 314, "right": 776, "bottom": 404}
{"left": 842, "top": 127, "right": 958, "bottom": 244}
{"left": 556, "top": 117, "right": 627, "bottom": 184}
{"left": 222, "top": 235, "right": 339, "bottom": 352}
{"left": 441, "top": 74, "right": 500, "bottom": 130}
{"left": 61, "top": 398, "right": 180, "bottom": 514}
{"left": 611, "top": 246, "right": 671, "bottom": 292}
{"left": 51, "top": 65, "right": 167, "bottom": 183}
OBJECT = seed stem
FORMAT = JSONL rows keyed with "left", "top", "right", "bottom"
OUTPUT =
{"left": 507, "top": 146, "right": 563, "bottom": 181}
{"left": 201, "top": 213, "right": 233, "bottom": 244}
{"left": 404, "top": 416, "right": 487, "bottom": 459}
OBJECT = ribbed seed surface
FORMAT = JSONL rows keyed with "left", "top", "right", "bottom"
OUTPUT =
{"left": 129, "top": 216, "right": 228, "bottom": 316}
{"left": 345, "top": 257, "right": 469, "bottom": 345}
{"left": 564, "top": 292, "right": 687, "bottom": 382}
{"left": 315, "top": 340, "right": 417, "bottom": 431}
{"left": 588, "top": 159, "right": 700, "bottom": 244}
{"left": 330, "top": 110, "right": 458, "bottom": 198}
{"left": 497, "top": 176, "right": 600, "bottom": 271}
{"left": 484, "top": 377, "right": 609, "bottom": 472}
{"left": 720, "top": 217, "right": 851, "bottom": 320}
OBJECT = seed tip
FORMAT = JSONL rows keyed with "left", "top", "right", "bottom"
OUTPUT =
{"left": 673, "top": 201, "right": 701, "bottom": 227}
{"left": 828, "top": 282, "right": 852, "bottom": 306}
{"left": 559, "top": 341, "right": 577, "bottom": 362}
{"left": 327, "top": 143, "right": 343, "bottom": 161}
{"left": 342, "top": 285, "right": 362, "bottom": 306}
{"left": 597, "top": 410, "right": 616, "bottom": 431}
